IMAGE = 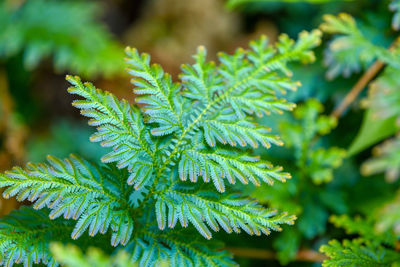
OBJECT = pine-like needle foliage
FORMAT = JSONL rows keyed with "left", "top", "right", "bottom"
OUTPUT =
{"left": 0, "top": 31, "right": 321, "bottom": 266}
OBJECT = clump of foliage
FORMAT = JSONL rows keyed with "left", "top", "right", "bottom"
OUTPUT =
{"left": 0, "top": 30, "right": 322, "bottom": 266}
{"left": 0, "top": 0, "right": 125, "bottom": 217}
{"left": 0, "top": 0, "right": 123, "bottom": 77}
{"left": 320, "top": 214, "right": 400, "bottom": 266}
{"left": 251, "top": 99, "right": 346, "bottom": 264}
{"left": 317, "top": 3, "right": 400, "bottom": 266}
{"left": 3, "top": 0, "right": 400, "bottom": 266}
{"left": 217, "top": 1, "right": 400, "bottom": 266}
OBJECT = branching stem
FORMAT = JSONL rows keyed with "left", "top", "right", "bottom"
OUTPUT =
{"left": 332, "top": 37, "right": 400, "bottom": 118}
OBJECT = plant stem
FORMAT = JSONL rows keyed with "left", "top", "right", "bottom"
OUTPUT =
{"left": 332, "top": 37, "right": 400, "bottom": 118}
{"left": 226, "top": 247, "right": 327, "bottom": 262}
{"left": 331, "top": 60, "right": 385, "bottom": 118}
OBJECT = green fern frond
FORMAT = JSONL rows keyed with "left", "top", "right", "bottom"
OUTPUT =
{"left": 179, "top": 147, "right": 290, "bottom": 192}
{"left": 68, "top": 31, "right": 321, "bottom": 193}
{"left": 154, "top": 189, "right": 295, "bottom": 239}
{"left": 202, "top": 116, "right": 283, "bottom": 149}
{"left": 0, "top": 155, "right": 134, "bottom": 246}
{"left": 145, "top": 30, "right": 320, "bottom": 180}
{"left": 67, "top": 76, "right": 155, "bottom": 190}
{"left": 321, "top": 214, "right": 400, "bottom": 267}
{"left": 0, "top": 32, "right": 322, "bottom": 266}
{"left": 68, "top": 30, "right": 318, "bottom": 249}
{"left": 125, "top": 48, "right": 184, "bottom": 136}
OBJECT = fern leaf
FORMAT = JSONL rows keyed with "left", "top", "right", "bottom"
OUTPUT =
{"left": 0, "top": 155, "right": 133, "bottom": 246}
{"left": 180, "top": 46, "right": 221, "bottom": 103}
{"left": 152, "top": 30, "right": 321, "bottom": 175}
{"left": 202, "top": 117, "right": 283, "bottom": 149}
{"left": 0, "top": 33, "right": 324, "bottom": 266}
{"left": 67, "top": 76, "right": 155, "bottom": 189}
{"left": 154, "top": 189, "right": 296, "bottom": 239}
{"left": 226, "top": 94, "right": 295, "bottom": 118}
{"left": 125, "top": 47, "right": 183, "bottom": 136}
{"left": 179, "top": 148, "right": 290, "bottom": 192}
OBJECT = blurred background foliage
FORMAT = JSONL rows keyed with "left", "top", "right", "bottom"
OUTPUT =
{"left": 1, "top": 0, "right": 400, "bottom": 266}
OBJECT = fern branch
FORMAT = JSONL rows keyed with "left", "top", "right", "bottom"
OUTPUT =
{"left": 0, "top": 155, "right": 134, "bottom": 246}
{"left": 180, "top": 46, "right": 222, "bottom": 103}
{"left": 154, "top": 189, "right": 295, "bottom": 239}
{"left": 67, "top": 76, "right": 155, "bottom": 189}
{"left": 179, "top": 148, "right": 290, "bottom": 192}
{"left": 125, "top": 48, "right": 184, "bottom": 135}
{"left": 157, "top": 30, "right": 321, "bottom": 175}
{"left": 202, "top": 117, "right": 283, "bottom": 148}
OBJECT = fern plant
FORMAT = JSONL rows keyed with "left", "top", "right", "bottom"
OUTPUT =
{"left": 0, "top": 30, "right": 321, "bottom": 266}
